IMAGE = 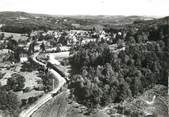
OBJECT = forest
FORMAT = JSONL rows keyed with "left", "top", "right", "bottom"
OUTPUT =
{"left": 68, "top": 23, "right": 169, "bottom": 109}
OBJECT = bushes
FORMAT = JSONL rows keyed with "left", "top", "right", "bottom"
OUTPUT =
{"left": 7, "top": 73, "right": 25, "bottom": 92}
{"left": 21, "top": 96, "right": 39, "bottom": 107}
{"left": 0, "top": 33, "right": 4, "bottom": 40}
{"left": 0, "top": 88, "right": 21, "bottom": 117}
{"left": 28, "top": 96, "right": 38, "bottom": 104}
{"left": 21, "top": 61, "right": 37, "bottom": 72}
{"left": 38, "top": 70, "right": 56, "bottom": 92}
{"left": 0, "top": 72, "right": 5, "bottom": 79}
{"left": 6, "top": 39, "right": 26, "bottom": 62}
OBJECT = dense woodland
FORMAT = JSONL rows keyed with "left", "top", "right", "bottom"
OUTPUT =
{"left": 0, "top": 73, "right": 24, "bottom": 117}
{"left": 68, "top": 23, "right": 169, "bottom": 109}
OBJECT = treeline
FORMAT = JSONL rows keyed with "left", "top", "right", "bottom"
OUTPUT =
{"left": 0, "top": 73, "right": 26, "bottom": 117}
{"left": 0, "top": 18, "right": 76, "bottom": 34}
{"left": 1, "top": 24, "right": 50, "bottom": 34}
{"left": 68, "top": 24, "right": 169, "bottom": 109}
{"left": 0, "top": 88, "right": 21, "bottom": 117}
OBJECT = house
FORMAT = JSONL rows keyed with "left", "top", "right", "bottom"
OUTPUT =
{"left": 0, "top": 24, "right": 5, "bottom": 31}
{"left": 81, "top": 38, "right": 96, "bottom": 45}
{"left": 20, "top": 53, "right": 28, "bottom": 63}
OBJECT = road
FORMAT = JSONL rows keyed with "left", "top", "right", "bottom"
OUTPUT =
{"left": 19, "top": 52, "right": 67, "bottom": 117}
{"left": 19, "top": 44, "right": 131, "bottom": 117}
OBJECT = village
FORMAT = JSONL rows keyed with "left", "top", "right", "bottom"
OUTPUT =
{"left": 0, "top": 10, "right": 168, "bottom": 117}
{"left": 0, "top": 28, "right": 127, "bottom": 62}
{"left": 0, "top": 27, "right": 128, "bottom": 116}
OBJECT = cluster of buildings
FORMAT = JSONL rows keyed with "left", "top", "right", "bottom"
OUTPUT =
{"left": 0, "top": 28, "right": 127, "bottom": 52}
{"left": 30, "top": 29, "right": 127, "bottom": 47}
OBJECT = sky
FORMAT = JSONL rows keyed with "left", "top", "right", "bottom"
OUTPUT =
{"left": 0, "top": 0, "right": 169, "bottom": 16}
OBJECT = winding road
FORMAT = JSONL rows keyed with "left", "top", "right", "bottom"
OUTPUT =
{"left": 19, "top": 52, "right": 67, "bottom": 117}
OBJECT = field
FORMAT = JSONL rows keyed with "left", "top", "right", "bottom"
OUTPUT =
{"left": 0, "top": 32, "right": 28, "bottom": 42}
{"left": 0, "top": 62, "right": 44, "bottom": 100}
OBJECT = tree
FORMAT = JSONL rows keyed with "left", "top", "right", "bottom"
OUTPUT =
{"left": 101, "top": 47, "right": 112, "bottom": 64}
{"left": 130, "top": 76, "right": 143, "bottom": 96}
{"left": 126, "top": 36, "right": 136, "bottom": 45}
{"left": 40, "top": 71, "right": 55, "bottom": 92}
{"left": 91, "top": 84, "right": 103, "bottom": 107}
{"left": 117, "top": 78, "right": 132, "bottom": 102}
{"left": 136, "top": 34, "right": 143, "bottom": 43}
{"left": 0, "top": 72, "right": 5, "bottom": 79}
{"left": 102, "top": 63, "right": 114, "bottom": 83}
{"left": 0, "top": 33, "right": 4, "bottom": 40}
{"left": 0, "top": 88, "right": 20, "bottom": 117}
{"left": 7, "top": 73, "right": 25, "bottom": 92}
{"left": 28, "top": 41, "right": 35, "bottom": 55}
{"left": 117, "top": 39, "right": 125, "bottom": 48}
{"left": 40, "top": 42, "right": 46, "bottom": 52}
{"left": 6, "top": 38, "right": 23, "bottom": 62}
{"left": 58, "top": 31, "right": 67, "bottom": 45}
{"left": 28, "top": 96, "right": 38, "bottom": 104}
{"left": 7, "top": 38, "right": 18, "bottom": 51}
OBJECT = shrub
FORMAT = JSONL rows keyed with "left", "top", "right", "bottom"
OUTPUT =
{"left": 0, "top": 88, "right": 21, "bottom": 117}
{"left": 7, "top": 73, "right": 25, "bottom": 92}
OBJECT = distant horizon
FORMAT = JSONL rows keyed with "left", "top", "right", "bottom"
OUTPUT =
{"left": 0, "top": 0, "right": 169, "bottom": 17}
{"left": 0, "top": 10, "right": 166, "bottom": 18}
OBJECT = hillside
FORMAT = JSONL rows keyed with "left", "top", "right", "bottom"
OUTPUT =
{"left": 102, "top": 85, "right": 168, "bottom": 117}
{"left": 132, "top": 16, "right": 169, "bottom": 28}
{"left": 0, "top": 11, "right": 54, "bottom": 33}
{"left": 67, "top": 15, "right": 155, "bottom": 25}
{"left": 0, "top": 11, "right": 157, "bottom": 33}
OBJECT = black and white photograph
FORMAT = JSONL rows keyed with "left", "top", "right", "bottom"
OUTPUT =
{"left": 0, "top": 0, "right": 168, "bottom": 117}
